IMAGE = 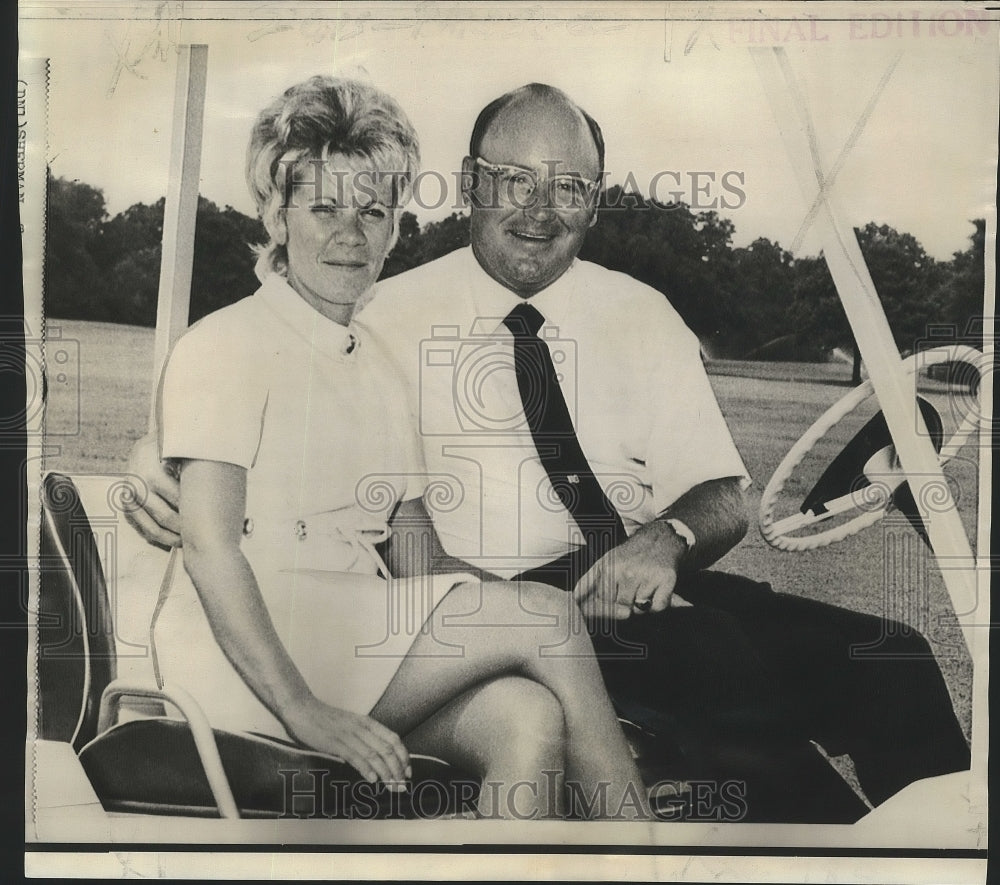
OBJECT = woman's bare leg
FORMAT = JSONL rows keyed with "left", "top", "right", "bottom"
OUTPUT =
{"left": 370, "top": 581, "right": 649, "bottom": 819}
{"left": 403, "top": 676, "right": 567, "bottom": 819}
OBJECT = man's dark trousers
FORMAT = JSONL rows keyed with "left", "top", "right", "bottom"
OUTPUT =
{"left": 516, "top": 562, "right": 971, "bottom": 823}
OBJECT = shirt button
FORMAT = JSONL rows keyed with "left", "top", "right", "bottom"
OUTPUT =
{"left": 294, "top": 520, "right": 307, "bottom": 540}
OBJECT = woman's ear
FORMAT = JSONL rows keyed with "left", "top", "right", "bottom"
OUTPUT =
{"left": 387, "top": 209, "right": 401, "bottom": 253}
{"left": 264, "top": 202, "right": 288, "bottom": 246}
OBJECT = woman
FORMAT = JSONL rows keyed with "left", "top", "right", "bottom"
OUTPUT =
{"left": 155, "top": 75, "right": 648, "bottom": 820}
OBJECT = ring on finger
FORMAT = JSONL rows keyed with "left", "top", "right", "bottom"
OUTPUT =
{"left": 633, "top": 598, "right": 652, "bottom": 612}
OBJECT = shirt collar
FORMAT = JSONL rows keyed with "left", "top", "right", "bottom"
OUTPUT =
{"left": 257, "top": 272, "right": 362, "bottom": 357}
{"left": 465, "top": 248, "right": 579, "bottom": 339}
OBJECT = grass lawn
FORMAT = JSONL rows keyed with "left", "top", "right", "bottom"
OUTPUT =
{"left": 41, "top": 319, "right": 980, "bottom": 743}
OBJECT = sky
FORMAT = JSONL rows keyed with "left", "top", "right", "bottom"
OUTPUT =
{"left": 19, "top": 1, "right": 999, "bottom": 260}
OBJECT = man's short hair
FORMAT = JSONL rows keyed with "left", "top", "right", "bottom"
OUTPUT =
{"left": 468, "top": 83, "right": 606, "bottom": 178}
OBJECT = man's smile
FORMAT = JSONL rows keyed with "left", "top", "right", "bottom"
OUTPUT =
{"left": 508, "top": 230, "right": 556, "bottom": 244}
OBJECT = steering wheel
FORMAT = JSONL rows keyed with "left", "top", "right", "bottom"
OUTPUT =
{"left": 759, "top": 344, "right": 983, "bottom": 552}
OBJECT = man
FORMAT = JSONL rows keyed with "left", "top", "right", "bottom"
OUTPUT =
{"left": 128, "top": 83, "right": 969, "bottom": 822}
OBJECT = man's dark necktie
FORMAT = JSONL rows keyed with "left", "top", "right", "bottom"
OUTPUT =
{"left": 503, "top": 301, "right": 625, "bottom": 591}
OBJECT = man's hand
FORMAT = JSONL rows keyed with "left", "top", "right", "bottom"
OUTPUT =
{"left": 572, "top": 520, "right": 691, "bottom": 621}
{"left": 122, "top": 432, "right": 182, "bottom": 548}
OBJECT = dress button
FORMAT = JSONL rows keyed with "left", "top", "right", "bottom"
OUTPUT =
{"left": 294, "top": 520, "right": 308, "bottom": 541}
{"left": 242, "top": 517, "right": 254, "bottom": 537}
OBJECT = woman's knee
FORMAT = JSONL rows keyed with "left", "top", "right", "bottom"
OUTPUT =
{"left": 483, "top": 677, "right": 566, "bottom": 766}
{"left": 509, "top": 579, "right": 582, "bottom": 628}
{"left": 439, "top": 580, "right": 589, "bottom": 661}
{"left": 471, "top": 580, "right": 578, "bottom": 627}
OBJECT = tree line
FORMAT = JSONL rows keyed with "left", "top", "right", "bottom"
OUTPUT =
{"left": 44, "top": 172, "right": 984, "bottom": 374}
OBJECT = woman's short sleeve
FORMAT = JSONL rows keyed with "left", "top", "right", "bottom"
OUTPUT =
{"left": 159, "top": 309, "right": 269, "bottom": 469}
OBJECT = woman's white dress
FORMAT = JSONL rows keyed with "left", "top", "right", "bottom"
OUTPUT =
{"left": 156, "top": 273, "right": 470, "bottom": 737}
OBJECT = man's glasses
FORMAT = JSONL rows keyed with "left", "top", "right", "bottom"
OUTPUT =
{"left": 473, "top": 157, "right": 599, "bottom": 212}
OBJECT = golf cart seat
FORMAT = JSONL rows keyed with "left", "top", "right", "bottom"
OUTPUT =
{"left": 36, "top": 471, "right": 479, "bottom": 819}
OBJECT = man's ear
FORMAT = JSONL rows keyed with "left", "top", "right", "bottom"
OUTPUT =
{"left": 588, "top": 208, "right": 599, "bottom": 229}
{"left": 460, "top": 156, "right": 476, "bottom": 207}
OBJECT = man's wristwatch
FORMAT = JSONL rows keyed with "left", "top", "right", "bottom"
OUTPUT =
{"left": 663, "top": 517, "right": 696, "bottom": 551}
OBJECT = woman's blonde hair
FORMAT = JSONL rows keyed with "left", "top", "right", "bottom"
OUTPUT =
{"left": 246, "top": 75, "right": 420, "bottom": 278}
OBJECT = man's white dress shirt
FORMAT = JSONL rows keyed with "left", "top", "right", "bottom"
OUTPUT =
{"left": 356, "top": 246, "right": 749, "bottom": 578}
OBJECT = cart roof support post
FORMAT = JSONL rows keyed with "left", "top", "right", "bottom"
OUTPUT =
{"left": 150, "top": 43, "right": 208, "bottom": 427}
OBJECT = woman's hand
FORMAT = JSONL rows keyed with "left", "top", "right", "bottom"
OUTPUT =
{"left": 283, "top": 699, "right": 411, "bottom": 791}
